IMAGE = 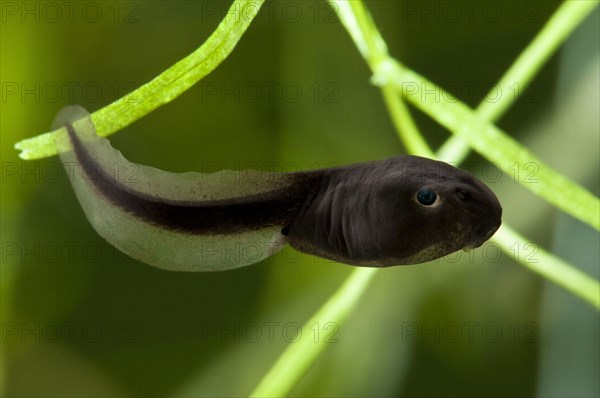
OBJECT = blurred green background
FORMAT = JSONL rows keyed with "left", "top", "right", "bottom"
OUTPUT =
{"left": 1, "top": 1, "right": 598, "bottom": 397}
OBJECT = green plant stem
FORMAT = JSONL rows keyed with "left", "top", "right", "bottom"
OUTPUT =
{"left": 381, "top": 84, "right": 433, "bottom": 157}
{"left": 248, "top": 268, "right": 377, "bottom": 397}
{"left": 14, "top": 0, "right": 264, "bottom": 160}
{"left": 336, "top": 1, "right": 431, "bottom": 158}
{"left": 437, "top": 0, "right": 599, "bottom": 164}
{"left": 493, "top": 224, "right": 600, "bottom": 309}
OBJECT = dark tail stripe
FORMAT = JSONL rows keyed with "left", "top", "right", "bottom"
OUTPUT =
{"left": 65, "top": 123, "right": 315, "bottom": 234}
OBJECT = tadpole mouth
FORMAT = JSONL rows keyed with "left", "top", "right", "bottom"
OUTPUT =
{"left": 463, "top": 224, "right": 501, "bottom": 252}
{"left": 481, "top": 224, "right": 500, "bottom": 243}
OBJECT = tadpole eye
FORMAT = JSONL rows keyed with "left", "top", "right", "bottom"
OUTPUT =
{"left": 416, "top": 188, "right": 438, "bottom": 206}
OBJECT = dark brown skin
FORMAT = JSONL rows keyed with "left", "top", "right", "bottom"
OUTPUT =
{"left": 285, "top": 156, "right": 502, "bottom": 266}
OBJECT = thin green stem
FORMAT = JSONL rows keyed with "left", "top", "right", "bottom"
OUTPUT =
{"left": 437, "top": 0, "right": 599, "bottom": 164}
{"left": 493, "top": 224, "right": 600, "bottom": 309}
{"left": 382, "top": 84, "right": 433, "bottom": 157}
{"left": 343, "top": 1, "right": 432, "bottom": 157}
{"left": 249, "top": 268, "right": 378, "bottom": 397}
{"left": 14, "top": 0, "right": 264, "bottom": 160}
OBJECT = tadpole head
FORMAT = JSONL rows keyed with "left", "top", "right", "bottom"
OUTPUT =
{"left": 375, "top": 156, "right": 502, "bottom": 265}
